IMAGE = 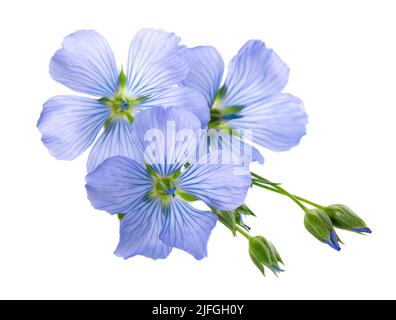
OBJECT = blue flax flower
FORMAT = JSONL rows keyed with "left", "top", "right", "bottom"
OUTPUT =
{"left": 38, "top": 29, "right": 209, "bottom": 172}
{"left": 181, "top": 41, "right": 308, "bottom": 163}
{"left": 85, "top": 107, "right": 251, "bottom": 259}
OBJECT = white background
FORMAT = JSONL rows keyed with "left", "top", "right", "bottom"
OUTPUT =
{"left": 0, "top": 0, "right": 395, "bottom": 299}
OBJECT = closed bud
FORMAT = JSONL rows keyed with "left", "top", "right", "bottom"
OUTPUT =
{"left": 249, "top": 236, "right": 284, "bottom": 276}
{"left": 326, "top": 204, "right": 372, "bottom": 234}
{"left": 304, "top": 208, "right": 342, "bottom": 251}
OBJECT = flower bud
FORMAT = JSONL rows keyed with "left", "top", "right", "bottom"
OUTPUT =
{"left": 304, "top": 208, "right": 341, "bottom": 251}
{"left": 326, "top": 204, "right": 372, "bottom": 234}
{"left": 249, "top": 236, "right": 284, "bottom": 276}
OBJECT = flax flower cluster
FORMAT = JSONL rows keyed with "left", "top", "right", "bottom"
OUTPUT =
{"left": 38, "top": 29, "right": 370, "bottom": 276}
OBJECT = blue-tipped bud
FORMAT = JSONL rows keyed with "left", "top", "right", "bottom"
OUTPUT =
{"left": 352, "top": 227, "right": 372, "bottom": 234}
{"left": 249, "top": 236, "right": 284, "bottom": 276}
{"left": 304, "top": 208, "right": 342, "bottom": 251}
{"left": 325, "top": 204, "right": 372, "bottom": 234}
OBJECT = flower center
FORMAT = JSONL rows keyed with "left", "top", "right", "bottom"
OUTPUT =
{"left": 208, "top": 100, "right": 244, "bottom": 129}
{"left": 101, "top": 70, "right": 149, "bottom": 126}
{"left": 150, "top": 175, "right": 178, "bottom": 204}
{"left": 208, "top": 86, "right": 244, "bottom": 129}
{"left": 120, "top": 100, "right": 130, "bottom": 111}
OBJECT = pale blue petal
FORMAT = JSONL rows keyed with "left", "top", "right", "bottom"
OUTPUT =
{"left": 252, "top": 145, "right": 265, "bottom": 164}
{"left": 87, "top": 118, "right": 135, "bottom": 172}
{"left": 115, "top": 199, "right": 172, "bottom": 260}
{"left": 126, "top": 29, "right": 188, "bottom": 96}
{"left": 160, "top": 198, "right": 217, "bottom": 260}
{"left": 141, "top": 87, "right": 210, "bottom": 127}
{"left": 178, "top": 153, "right": 251, "bottom": 211}
{"left": 37, "top": 95, "right": 109, "bottom": 160}
{"left": 131, "top": 107, "right": 201, "bottom": 175}
{"left": 223, "top": 40, "right": 289, "bottom": 107}
{"left": 229, "top": 93, "right": 308, "bottom": 151}
{"left": 181, "top": 46, "right": 224, "bottom": 107}
{"left": 49, "top": 30, "right": 119, "bottom": 97}
{"left": 85, "top": 156, "right": 152, "bottom": 215}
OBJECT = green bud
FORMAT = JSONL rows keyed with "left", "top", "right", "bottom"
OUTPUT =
{"left": 213, "top": 204, "right": 256, "bottom": 236}
{"left": 326, "top": 204, "right": 372, "bottom": 234}
{"left": 249, "top": 236, "right": 284, "bottom": 276}
{"left": 304, "top": 208, "right": 341, "bottom": 251}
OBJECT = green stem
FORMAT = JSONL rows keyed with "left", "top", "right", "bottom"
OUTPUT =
{"left": 251, "top": 172, "right": 325, "bottom": 211}
{"left": 274, "top": 185, "right": 308, "bottom": 211}
{"left": 252, "top": 178, "right": 307, "bottom": 211}
{"left": 252, "top": 181, "right": 281, "bottom": 194}
{"left": 293, "top": 195, "right": 325, "bottom": 209}
{"left": 235, "top": 225, "right": 252, "bottom": 240}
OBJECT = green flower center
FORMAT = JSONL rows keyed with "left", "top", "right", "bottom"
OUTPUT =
{"left": 146, "top": 164, "right": 198, "bottom": 205}
{"left": 150, "top": 175, "right": 179, "bottom": 205}
{"left": 101, "top": 69, "right": 148, "bottom": 127}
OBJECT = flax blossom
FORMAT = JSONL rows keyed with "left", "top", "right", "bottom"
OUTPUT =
{"left": 181, "top": 40, "right": 308, "bottom": 163}
{"left": 38, "top": 29, "right": 208, "bottom": 172}
{"left": 86, "top": 107, "right": 251, "bottom": 259}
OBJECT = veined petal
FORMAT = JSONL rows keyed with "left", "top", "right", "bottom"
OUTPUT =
{"left": 87, "top": 118, "right": 135, "bottom": 173}
{"left": 37, "top": 95, "right": 109, "bottom": 160}
{"left": 252, "top": 145, "right": 265, "bottom": 165}
{"left": 141, "top": 87, "right": 210, "bottom": 127}
{"left": 131, "top": 107, "right": 201, "bottom": 176}
{"left": 115, "top": 199, "right": 172, "bottom": 260}
{"left": 181, "top": 46, "right": 224, "bottom": 107}
{"left": 229, "top": 93, "right": 308, "bottom": 151}
{"left": 178, "top": 153, "right": 252, "bottom": 211}
{"left": 223, "top": 40, "right": 289, "bottom": 107}
{"left": 160, "top": 198, "right": 217, "bottom": 260}
{"left": 49, "top": 30, "right": 119, "bottom": 97}
{"left": 126, "top": 29, "right": 188, "bottom": 96}
{"left": 85, "top": 156, "right": 152, "bottom": 215}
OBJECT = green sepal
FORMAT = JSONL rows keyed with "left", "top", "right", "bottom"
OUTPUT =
{"left": 99, "top": 97, "right": 112, "bottom": 103}
{"left": 125, "top": 112, "right": 134, "bottom": 124}
{"left": 145, "top": 163, "right": 158, "bottom": 177}
{"left": 215, "top": 85, "right": 227, "bottom": 100}
{"left": 235, "top": 204, "right": 256, "bottom": 217}
{"left": 213, "top": 209, "right": 237, "bottom": 236}
{"left": 171, "top": 169, "right": 182, "bottom": 179}
{"left": 249, "top": 252, "right": 265, "bottom": 276}
{"left": 224, "top": 105, "right": 244, "bottom": 114}
{"left": 119, "top": 68, "right": 127, "bottom": 91}
{"left": 177, "top": 191, "right": 199, "bottom": 202}
{"left": 118, "top": 213, "right": 125, "bottom": 220}
{"left": 132, "top": 95, "right": 149, "bottom": 103}
{"left": 104, "top": 118, "right": 112, "bottom": 129}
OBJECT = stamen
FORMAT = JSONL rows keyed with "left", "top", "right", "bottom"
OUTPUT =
{"left": 120, "top": 100, "right": 130, "bottom": 111}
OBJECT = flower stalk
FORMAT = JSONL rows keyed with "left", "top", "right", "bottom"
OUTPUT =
{"left": 251, "top": 171, "right": 371, "bottom": 252}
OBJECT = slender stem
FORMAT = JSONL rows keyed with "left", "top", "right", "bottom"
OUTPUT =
{"left": 235, "top": 225, "right": 252, "bottom": 240}
{"left": 251, "top": 175, "right": 307, "bottom": 211}
{"left": 251, "top": 172, "right": 273, "bottom": 184}
{"left": 293, "top": 196, "right": 325, "bottom": 209}
{"left": 252, "top": 181, "right": 283, "bottom": 194}
{"left": 273, "top": 184, "right": 308, "bottom": 211}
{"left": 251, "top": 172, "right": 325, "bottom": 211}
{"left": 253, "top": 180, "right": 324, "bottom": 209}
